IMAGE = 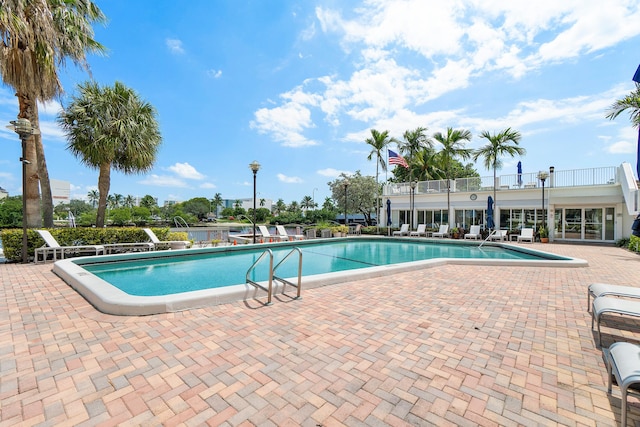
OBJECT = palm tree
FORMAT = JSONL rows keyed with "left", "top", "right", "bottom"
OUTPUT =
{"left": 399, "top": 127, "right": 432, "bottom": 172}
{"left": 260, "top": 198, "right": 266, "bottom": 207}
{"left": 124, "top": 195, "right": 135, "bottom": 209}
{"left": 473, "top": 128, "right": 526, "bottom": 226}
{"left": 606, "top": 83, "right": 640, "bottom": 175}
{"left": 211, "top": 192, "right": 223, "bottom": 217}
{"left": 58, "top": 81, "right": 162, "bottom": 227}
{"left": 112, "top": 193, "right": 123, "bottom": 208}
{"left": 300, "top": 195, "right": 315, "bottom": 213}
{"left": 87, "top": 189, "right": 99, "bottom": 208}
{"left": 0, "top": 0, "right": 106, "bottom": 227}
{"left": 434, "top": 128, "right": 472, "bottom": 225}
{"left": 366, "top": 129, "right": 395, "bottom": 230}
{"left": 273, "top": 199, "right": 286, "bottom": 216}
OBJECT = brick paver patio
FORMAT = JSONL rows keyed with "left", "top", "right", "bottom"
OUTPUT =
{"left": 1, "top": 242, "right": 640, "bottom": 426}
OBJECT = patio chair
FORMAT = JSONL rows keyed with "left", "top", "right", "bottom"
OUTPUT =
{"left": 258, "top": 225, "right": 287, "bottom": 242}
{"left": 143, "top": 228, "right": 192, "bottom": 250}
{"left": 604, "top": 342, "right": 640, "bottom": 427}
{"left": 348, "top": 224, "right": 362, "bottom": 236}
{"left": 410, "top": 224, "right": 426, "bottom": 237}
{"left": 276, "top": 225, "right": 304, "bottom": 241}
{"left": 35, "top": 230, "right": 105, "bottom": 264}
{"left": 588, "top": 283, "right": 640, "bottom": 312}
{"left": 592, "top": 296, "right": 640, "bottom": 346}
{"left": 392, "top": 224, "right": 409, "bottom": 236}
{"left": 432, "top": 224, "right": 449, "bottom": 238}
{"left": 516, "top": 228, "right": 534, "bottom": 243}
{"left": 488, "top": 229, "right": 507, "bottom": 241}
{"left": 464, "top": 225, "right": 481, "bottom": 240}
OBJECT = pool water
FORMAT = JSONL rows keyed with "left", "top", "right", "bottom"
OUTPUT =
{"left": 82, "top": 239, "right": 564, "bottom": 297}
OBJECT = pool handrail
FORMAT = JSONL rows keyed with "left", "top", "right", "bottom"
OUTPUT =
{"left": 273, "top": 247, "right": 303, "bottom": 300}
{"left": 245, "top": 249, "right": 274, "bottom": 305}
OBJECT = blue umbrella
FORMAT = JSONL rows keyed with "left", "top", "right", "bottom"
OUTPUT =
{"left": 517, "top": 161, "right": 523, "bottom": 187}
{"left": 386, "top": 199, "right": 392, "bottom": 226}
{"left": 487, "top": 196, "right": 495, "bottom": 229}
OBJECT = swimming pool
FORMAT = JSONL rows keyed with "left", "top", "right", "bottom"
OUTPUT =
{"left": 52, "top": 237, "right": 587, "bottom": 315}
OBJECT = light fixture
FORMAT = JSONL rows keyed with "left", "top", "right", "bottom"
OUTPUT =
{"left": 249, "top": 161, "right": 261, "bottom": 243}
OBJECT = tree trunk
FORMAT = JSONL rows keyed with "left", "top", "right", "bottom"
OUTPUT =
{"left": 17, "top": 93, "right": 42, "bottom": 228}
{"left": 31, "top": 103, "right": 54, "bottom": 227}
{"left": 96, "top": 162, "right": 111, "bottom": 227}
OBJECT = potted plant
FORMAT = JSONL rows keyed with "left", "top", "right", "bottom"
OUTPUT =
{"left": 331, "top": 225, "right": 348, "bottom": 237}
{"left": 539, "top": 226, "right": 549, "bottom": 243}
{"left": 450, "top": 227, "right": 459, "bottom": 239}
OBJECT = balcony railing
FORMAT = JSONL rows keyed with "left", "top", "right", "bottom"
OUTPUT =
{"left": 383, "top": 166, "right": 618, "bottom": 196}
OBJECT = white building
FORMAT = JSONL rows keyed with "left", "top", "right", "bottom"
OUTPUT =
{"left": 383, "top": 163, "right": 639, "bottom": 243}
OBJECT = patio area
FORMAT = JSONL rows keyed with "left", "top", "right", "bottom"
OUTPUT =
{"left": 1, "top": 242, "right": 639, "bottom": 426}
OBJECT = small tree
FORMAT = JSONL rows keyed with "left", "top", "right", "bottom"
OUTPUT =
{"left": 328, "top": 171, "right": 378, "bottom": 225}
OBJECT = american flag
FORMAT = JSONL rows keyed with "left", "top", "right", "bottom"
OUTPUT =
{"left": 388, "top": 150, "right": 409, "bottom": 169}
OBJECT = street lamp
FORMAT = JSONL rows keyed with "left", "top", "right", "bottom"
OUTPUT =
{"left": 249, "top": 161, "right": 260, "bottom": 243}
{"left": 7, "top": 118, "right": 38, "bottom": 263}
{"left": 409, "top": 180, "right": 417, "bottom": 231}
{"left": 537, "top": 171, "right": 549, "bottom": 231}
{"left": 343, "top": 180, "right": 349, "bottom": 225}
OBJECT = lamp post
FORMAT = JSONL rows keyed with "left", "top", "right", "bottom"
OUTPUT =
{"left": 249, "top": 161, "right": 260, "bottom": 243}
{"left": 537, "top": 171, "right": 549, "bottom": 231}
{"left": 312, "top": 187, "right": 318, "bottom": 210}
{"left": 343, "top": 180, "right": 349, "bottom": 226}
{"left": 409, "top": 181, "right": 417, "bottom": 231}
{"left": 7, "top": 118, "right": 38, "bottom": 263}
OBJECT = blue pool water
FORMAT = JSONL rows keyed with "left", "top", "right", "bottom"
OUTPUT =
{"left": 81, "top": 239, "right": 566, "bottom": 297}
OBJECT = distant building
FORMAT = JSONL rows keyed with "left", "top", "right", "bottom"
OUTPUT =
{"left": 0, "top": 186, "right": 8, "bottom": 200}
{"left": 50, "top": 179, "right": 70, "bottom": 206}
{"left": 384, "top": 162, "right": 639, "bottom": 242}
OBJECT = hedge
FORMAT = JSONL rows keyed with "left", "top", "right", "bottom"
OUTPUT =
{"left": 0, "top": 228, "right": 189, "bottom": 262}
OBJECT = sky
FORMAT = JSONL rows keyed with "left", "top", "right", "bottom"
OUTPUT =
{"left": 1, "top": 0, "right": 640, "bottom": 207}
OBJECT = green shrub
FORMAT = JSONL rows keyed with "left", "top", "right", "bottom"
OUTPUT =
{"left": 629, "top": 235, "right": 640, "bottom": 252}
{"left": 0, "top": 227, "right": 180, "bottom": 262}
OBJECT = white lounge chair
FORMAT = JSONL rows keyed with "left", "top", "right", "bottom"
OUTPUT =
{"left": 464, "top": 225, "right": 481, "bottom": 240}
{"left": 516, "top": 228, "right": 534, "bottom": 243}
{"left": 143, "top": 228, "right": 192, "bottom": 250}
{"left": 392, "top": 224, "right": 409, "bottom": 236}
{"left": 276, "top": 225, "right": 304, "bottom": 240}
{"left": 592, "top": 296, "right": 640, "bottom": 346}
{"left": 588, "top": 283, "right": 640, "bottom": 312}
{"left": 604, "top": 342, "right": 640, "bottom": 427}
{"left": 410, "top": 224, "right": 427, "bottom": 237}
{"left": 35, "top": 230, "right": 105, "bottom": 264}
{"left": 432, "top": 225, "right": 449, "bottom": 238}
{"left": 348, "top": 224, "right": 362, "bottom": 236}
{"left": 258, "top": 225, "right": 287, "bottom": 242}
{"left": 488, "top": 229, "right": 507, "bottom": 241}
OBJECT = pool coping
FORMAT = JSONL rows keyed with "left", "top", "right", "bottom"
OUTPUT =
{"left": 52, "top": 237, "right": 588, "bottom": 316}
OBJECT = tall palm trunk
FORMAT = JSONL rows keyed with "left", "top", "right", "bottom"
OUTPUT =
{"left": 96, "top": 162, "right": 111, "bottom": 227}
{"left": 17, "top": 94, "right": 42, "bottom": 228}
{"left": 31, "top": 102, "right": 54, "bottom": 227}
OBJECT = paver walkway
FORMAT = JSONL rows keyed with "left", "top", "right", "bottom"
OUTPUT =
{"left": 1, "top": 243, "right": 640, "bottom": 426}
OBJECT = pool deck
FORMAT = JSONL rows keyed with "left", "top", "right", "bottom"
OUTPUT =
{"left": 1, "top": 242, "right": 640, "bottom": 426}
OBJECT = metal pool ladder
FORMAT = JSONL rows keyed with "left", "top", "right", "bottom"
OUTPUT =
{"left": 246, "top": 247, "right": 303, "bottom": 305}
{"left": 273, "top": 247, "right": 303, "bottom": 300}
{"left": 246, "top": 249, "right": 274, "bottom": 305}
{"left": 479, "top": 230, "right": 498, "bottom": 248}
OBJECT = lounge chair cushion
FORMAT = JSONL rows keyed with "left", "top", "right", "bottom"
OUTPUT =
{"left": 592, "top": 296, "right": 640, "bottom": 346}
{"left": 587, "top": 283, "right": 640, "bottom": 312}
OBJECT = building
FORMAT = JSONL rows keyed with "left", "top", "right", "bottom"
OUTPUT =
{"left": 0, "top": 186, "right": 8, "bottom": 200}
{"left": 383, "top": 163, "right": 639, "bottom": 243}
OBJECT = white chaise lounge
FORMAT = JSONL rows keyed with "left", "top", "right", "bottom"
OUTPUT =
{"left": 35, "top": 230, "right": 105, "bottom": 263}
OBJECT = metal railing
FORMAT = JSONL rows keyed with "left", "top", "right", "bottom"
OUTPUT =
{"left": 246, "top": 249, "right": 274, "bottom": 305}
{"left": 384, "top": 166, "right": 618, "bottom": 196}
{"left": 273, "top": 247, "right": 303, "bottom": 299}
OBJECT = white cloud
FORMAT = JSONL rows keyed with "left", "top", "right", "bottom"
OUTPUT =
{"left": 207, "top": 69, "right": 222, "bottom": 78}
{"left": 317, "top": 168, "right": 351, "bottom": 178}
{"left": 138, "top": 174, "right": 188, "bottom": 187}
{"left": 199, "top": 182, "right": 217, "bottom": 189}
{"left": 277, "top": 173, "right": 303, "bottom": 184}
{"left": 38, "top": 99, "right": 62, "bottom": 116}
{"left": 166, "top": 38, "right": 185, "bottom": 54}
{"left": 607, "top": 140, "right": 635, "bottom": 154}
{"left": 167, "top": 162, "right": 205, "bottom": 180}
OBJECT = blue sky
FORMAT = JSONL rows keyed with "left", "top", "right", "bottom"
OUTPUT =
{"left": 1, "top": 0, "right": 640, "bottom": 206}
